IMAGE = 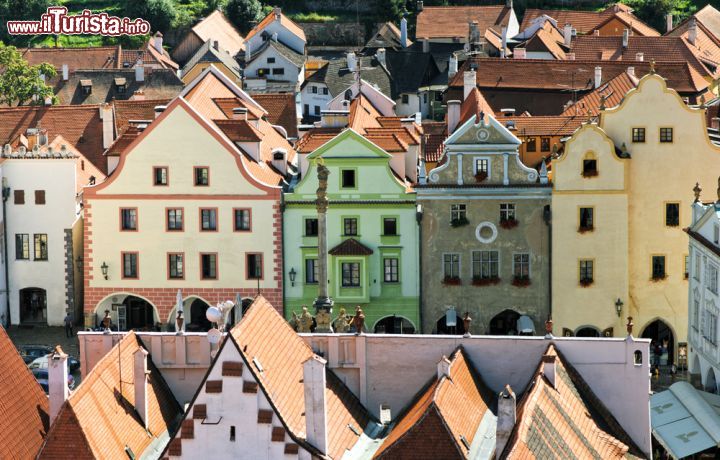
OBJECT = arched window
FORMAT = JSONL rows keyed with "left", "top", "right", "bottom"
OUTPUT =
{"left": 582, "top": 151, "right": 598, "bottom": 178}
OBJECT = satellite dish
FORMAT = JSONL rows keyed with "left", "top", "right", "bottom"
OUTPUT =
{"left": 206, "top": 306, "right": 223, "bottom": 323}
{"left": 223, "top": 300, "right": 235, "bottom": 311}
{"left": 207, "top": 328, "right": 222, "bottom": 345}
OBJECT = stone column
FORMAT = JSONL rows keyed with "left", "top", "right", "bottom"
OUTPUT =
{"left": 313, "top": 162, "right": 334, "bottom": 332}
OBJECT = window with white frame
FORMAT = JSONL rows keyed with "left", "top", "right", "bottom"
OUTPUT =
{"left": 705, "top": 308, "right": 718, "bottom": 345}
{"left": 450, "top": 204, "right": 466, "bottom": 221}
{"left": 500, "top": 203, "right": 516, "bottom": 222}
{"left": 472, "top": 250, "right": 499, "bottom": 279}
{"left": 513, "top": 253, "right": 530, "bottom": 279}
{"left": 475, "top": 158, "right": 489, "bottom": 174}
{"left": 443, "top": 253, "right": 460, "bottom": 278}
{"left": 708, "top": 263, "right": 719, "bottom": 294}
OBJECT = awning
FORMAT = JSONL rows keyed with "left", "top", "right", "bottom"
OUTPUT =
{"left": 651, "top": 381, "right": 720, "bottom": 459}
{"left": 517, "top": 315, "right": 535, "bottom": 334}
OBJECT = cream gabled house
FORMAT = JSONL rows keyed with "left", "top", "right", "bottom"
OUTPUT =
{"left": 552, "top": 72, "right": 720, "bottom": 364}
{"left": 82, "top": 66, "right": 296, "bottom": 331}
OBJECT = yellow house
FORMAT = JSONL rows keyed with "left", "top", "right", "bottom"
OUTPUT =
{"left": 180, "top": 40, "right": 242, "bottom": 85}
{"left": 552, "top": 72, "right": 720, "bottom": 365}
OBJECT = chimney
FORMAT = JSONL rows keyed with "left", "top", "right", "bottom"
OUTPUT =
{"left": 447, "top": 100, "right": 461, "bottom": 134}
{"left": 564, "top": 23, "right": 572, "bottom": 47}
{"left": 274, "top": 7, "right": 281, "bottom": 21}
{"left": 62, "top": 64, "right": 68, "bottom": 81}
{"left": 100, "top": 103, "right": 114, "bottom": 149}
{"left": 593, "top": 29, "right": 600, "bottom": 36}
{"left": 437, "top": 356, "right": 451, "bottom": 379}
{"left": 542, "top": 354, "right": 556, "bottom": 387}
{"left": 627, "top": 66, "right": 635, "bottom": 77}
{"left": 513, "top": 48, "right": 526, "bottom": 59}
{"left": 213, "top": 40, "right": 219, "bottom": 50}
{"left": 135, "top": 61, "right": 144, "bottom": 82}
{"left": 495, "top": 385, "right": 516, "bottom": 459}
{"left": 469, "top": 21, "right": 480, "bottom": 46}
{"left": 346, "top": 52, "right": 357, "bottom": 72}
{"left": 422, "top": 38, "right": 430, "bottom": 53}
{"left": 376, "top": 48, "right": 386, "bottom": 67}
{"left": 666, "top": 13, "right": 673, "bottom": 33}
{"left": 320, "top": 109, "right": 349, "bottom": 128}
{"left": 501, "top": 26, "right": 508, "bottom": 58}
{"left": 448, "top": 54, "right": 458, "bottom": 79}
{"left": 417, "top": 0, "right": 424, "bottom": 11}
{"left": 232, "top": 107, "right": 248, "bottom": 120}
{"left": 463, "top": 70, "right": 476, "bottom": 100}
{"left": 134, "top": 347, "right": 150, "bottom": 430}
{"left": 635, "top": 52, "right": 644, "bottom": 61}
{"left": 712, "top": 118, "right": 720, "bottom": 130}
{"left": 271, "top": 148, "right": 288, "bottom": 175}
{"left": 131, "top": 89, "right": 145, "bottom": 101}
{"left": 622, "top": 29, "right": 629, "bottom": 48}
{"left": 594, "top": 66, "right": 602, "bottom": 88}
{"left": 506, "top": 0, "right": 513, "bottom": 7}
{"left": 49, "top": 346, "right": 69, "bottom": 425}
{"left": 303, "top": 355, "right": 328, "bottom": 455}
{"left": 245, "top": 42, "right": 251, "bottom": 62}
{"left": 154, "top": 105, "right": 166, "bottom": 119}
{"left": 566, "top": 52, "right": 575, "bottom": 60}
{"left": 153, "top": 31, "right": 163, "bottom": 55}
{"left": 689, "top": 18, "right": 697, "bottom": 46}
{"left": 400, "top": 17, "right": 408, "bottom": 48}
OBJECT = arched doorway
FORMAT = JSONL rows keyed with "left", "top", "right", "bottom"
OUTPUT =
{"left": 124, "top": 295, "right": 156, "bottom": 331}
{"left": 435, "top": 314, "right": 465, "bottom": 335}
{"left": 489, "top": 309, "right": 521, "bottom": 335}
{"left": 374, "top": 316, "right": 415, "bottom": 334}
{"left": 188, "top": 299, "right": 212, "bottom": 332}
{"left": 575, "top": 326, "right": 601, "bottom": 337}
{"left": 20, "top": 288, "right": 47, "bottom": 324}
{"left": 642, "top": 319, "right": 675, "bottom": 367}
{"left": 706, "top": 368, "right": 718, "bottom": 393}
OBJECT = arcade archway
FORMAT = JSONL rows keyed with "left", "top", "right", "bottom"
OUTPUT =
{"left": 641, "top": 319, "right": 675, "bottom": 367}
{"left": 489, "top": 309, "right": 521, "bottom": 335}
{"left": 374, "top": 316, "right": 415, "bottom": 334}
{"left": 575, "top": 326, "right": 601, "bottom": 337}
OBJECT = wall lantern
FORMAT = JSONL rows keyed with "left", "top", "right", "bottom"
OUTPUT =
{"left": 615, "top": 298, "right": 624, "bottom": 317}
{"left": 101, "top": 261, "right": 109, "bottom": 280}
{"left": 289, "top": 267, "right": 297, "bottom": 287}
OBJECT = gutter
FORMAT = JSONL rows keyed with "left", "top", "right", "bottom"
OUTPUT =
{"left": 544, "top": 203, "right": 552, "bottom": 321}
{"left": 416, "top": 203, "right": 424, "bottom": 333}
{"left": 2, "top": 181, "right": 9, "bottom": 327}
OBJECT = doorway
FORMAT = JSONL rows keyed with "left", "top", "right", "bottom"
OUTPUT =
{"left": 374, "top": 316, "right": 415, "bottom": 334}
{"left": 489, "top": 309, "right": 521, "bottom": 335}
{"left": 642, "top": 319, "right": 675, "bottom": 367}
{"left": 188, "top": 298, "right": 212, "bottom": 332}
{"left": 124, "top": 296, "right": 155, "bottom": 331}
{"left": 19, "top": 288, "right": 47, "bottom": 324}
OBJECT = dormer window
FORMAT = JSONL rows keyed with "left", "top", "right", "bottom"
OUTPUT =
{"left": 273, "top": 151, "right": 284, "bottom": 161}
{"left": 80, "top": 79, "right": 92, "bottom": 95}
{"left": 114, "top": 77, "right": 127, "bottom": 93}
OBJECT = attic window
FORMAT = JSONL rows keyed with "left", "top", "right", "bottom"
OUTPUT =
{"left": 273, "top": 151, "right": 284, "bottom": 161}
{"left": 114, "top": 77, "right": 127, "bottom": 93}
{"left": 80, "top": 79, "right": 92, "bottom": 95}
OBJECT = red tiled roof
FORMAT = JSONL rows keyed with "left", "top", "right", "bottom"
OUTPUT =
{"left": 416, "top": 5, "right": 512, "bottom": 39}
{"left": 459, "top": 87, "right": 495, "bottom": 126}
{"left": 211, "top": 97, "right": 263, "bottom": 120}
{"left": 22, "top": 46, "right": 120, "bottom": 70}
{"left": 244, "top": 9, "right": 306, "bottom": 42}
{"left": 422, "top": 121, "right": 447, "bottom": 163}
{"left": 521, "top": 23, "right": 567, "bottom": 59}
{"left": 668, "top": 20, "right": 720, "bottom": 70}
{"left": 561, "top": 70, "right": 638, "bottom": 116}
{"left": 104, "top": 125, "right": 142, "bottom": 157}
{"left": 191, "top": 10, "right": 245, "bottom": 57}
{"left": 214, "top": 118, "right": 264, "bottom": 142}
{"left": 253, "top": 93, "right": 299, "bottom": 138}
{"left": 348, "top": 95, "right": 383, "bottom": 132}
{"left": 113, "top": 98, "right": 171, "bottom": 134}
{"left": 0, "top": 325, "right": 49, "bottom": 459}
{"left": 142, "top": 37, "right": 180, "bottom": 70}
{"left": 295, "top": 128, "right": 343, "bottom": 154}
{"left": 39, "top": 332, "right": 182, "bottom": 459}
{"left": 500, "top": 115, "right": 584, "bottom": 136}
{"left": 521, "top": 5, "right": 658, "bottom": 36}
{"left": 329, "top": 238, "right": 374, "bottom": 256}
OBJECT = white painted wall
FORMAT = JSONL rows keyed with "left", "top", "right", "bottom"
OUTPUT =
{"left": 300, "top": 82, "right": 332, "bottom": 118}
{"left": 243, "top": 45, "right": 303, "bottom": 87}
{"left": 245, "top": 21, "right": 305, "bottom": 56}
{"left": 327, "top": 80, "right": 396, "bottom": 116}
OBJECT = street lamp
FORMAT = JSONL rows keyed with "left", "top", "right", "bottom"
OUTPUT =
{"left": 100, "top": 261, "right": 109, "bottom": 280}
{"left": 615, "top": 298, "right": 624, "bottom": 317}
{"left": 289, "top": 267, "right": 297, "bottom": 287}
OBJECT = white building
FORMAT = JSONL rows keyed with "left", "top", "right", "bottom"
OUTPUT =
{"left": 1, "top": 144, "right": 79, "bottom": 326}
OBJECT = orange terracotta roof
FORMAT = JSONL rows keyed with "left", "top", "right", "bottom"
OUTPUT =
{"left": 503, "top": 344, "right": 639, "bottom": 459}
{"left": 561, "top": 70, "right": 638, "bottom": 116}
{"left": 211, "top": 97, "right": 263, "bottom": 120}
{"left": 374, "top": 347, "right": 495, "bottom": 459}
{"left": 244, "top": 9, "right": 306, "bottom": 42}
{"left": 529, "top": 24, "right": 568, "bottom": 59}
{"left": 365, "top": 127, "right": 420, "bottom": 146}
{"left": 113, "top": 98, "right": 171, "bottom": 134}
{"left": 607, "top": 10, "right": 661, "bottom": 37}
{"left": 500, "top": 115, "right": 584, "bottom": 136}
{"left": 191, "top": 10, "right": 245, "bottom": 57}
{"left": 416, "top": 5, "right": 512, "bottom": 39}
{"left": 253, "top": 93, "right": 299, "bottom": 138}
{"left": 668, "top": 20, "right": 720, "bottom": 70}
{"left": 39, "top": 332, "right": 182, "bottom": 459}
{"left": 142, "top": 37, "right": 180, "bottom": 70}
{"left": 22, "top": 46, "right": 120, "bottom": 70}
{"left": 521, "top": 5, "right": 658, "bottom": 36}
{"left": 104, "top": 125, "right": 142, "bottom": 157}
{"left": 0, "top": 325, "right": 49, "bottom": 459}
{"left": 229, "top": 295, "right": 372, "bottom": 459}
{"left": 459, "top": 87, "right": 495, "bottom": 126}
{"left": 214, "top": 118, "right": 264, "bottom": 142}
{"left": 423, "top": 121, "right": 447, "bottom": 163}
{"left": 348, "top": 95, "right": 383, "bottom": 132}
{"left": 295, "top": 129, "right": 343, "bottom": 153}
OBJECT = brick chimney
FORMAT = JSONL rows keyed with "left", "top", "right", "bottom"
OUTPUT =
{"left": 134, "top": 348, "right": 150, "bottom": 430}
{"left": 463, "top": 70, "right": 476, "bottom": 100}
{"left": 303, "top": 355, "right": 328, "bottom": 455}
{"left": 594, "top": 66, "right": 602, "bottom": 88}
{"left": 49, "top": 346, "right": 69, "bottom": 424}
{"left": 689, "top": 18, "right": 697, "bottom": 46}
{"left": 542, "top": 354, "right": 556, "bottom": 388}
{"left": 495, "top": 385, "right": 516, "bottom": 459}
{"left": 564, "top": 23, "right": 572, "bottom": 47}
{"left": 447, "top": 100, "right": 461, "bottom": 134}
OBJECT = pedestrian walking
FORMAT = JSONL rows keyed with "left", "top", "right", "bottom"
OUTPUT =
{"left": 64, "top": 313, "right": 73, "bottom": 338}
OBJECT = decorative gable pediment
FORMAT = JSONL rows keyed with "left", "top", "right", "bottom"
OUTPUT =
{"left": 445, "top": 113, "right": 521, "bottom": 147}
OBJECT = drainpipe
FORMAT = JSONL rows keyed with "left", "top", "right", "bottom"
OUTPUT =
{"left": 416, "top": 203, "right": 424, "bottom": 333}
{"left": 280, "top": 191, "right": 286, "bottom": 317}
{"left": 2, "top": 181, "right": 10, "bottom": 327}
{"left": 543, "top": 204, "right": 552, "bottom": 322}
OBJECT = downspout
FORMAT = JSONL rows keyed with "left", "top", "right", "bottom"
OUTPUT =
{"left": 416, "top": 203, "right": 423, "bottom": 333}
{"left": 2, "top": 180, "right": 10, "bottom": 327}
{"left": 543, "top": 203, "right": 552, "bottom": 322}
{"left": 280, "top": 187, "right": 286, "bottom": 318}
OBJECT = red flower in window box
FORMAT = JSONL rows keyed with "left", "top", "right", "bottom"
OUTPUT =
{"left": 442, "top": 276, "right": 462, "bottom": 286}
{"left": 651, "top": 274, "right": 667, "bottom": 282}
{"left": 474, "top": 171, "right": 488, "bottom": 182}
{"left": 580, "top": 278, "right": 594, "bottom": 287}
{"left": 500, "top": 218, "right": 519, "bottom": 229}
{"left": 472, "top": 276, "right": 501, "bottom": 286}
{"left": 578, "top": 225, "right": 594, "bottom": 233}
{"left": 512, "top": 276, "right": 531, "bottom": 287}
{"left": 581, "top": 170, "right": 599, "bottom": 178}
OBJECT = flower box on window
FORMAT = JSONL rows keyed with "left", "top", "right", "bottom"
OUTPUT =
{"left": 578, "top": 225, "right": 594, "bottom": 233}
{"left": 581, "top": 170, "right": 599, "bottom": 178}
{"left": 580, "top": 278, "right": 594, "bottom": 287}
{"left": 474, "top": 171, "right": 488, "bottom": 183}
{"left": 443, "top": 276, "right": 462, "bottom": 286}
{"left": 450, "top": 216, "right": 469, "bottom": 228}
{"left": 472, "top": 276, "right": 500, "bottom": 286}
{"left": 651, "top": 273, "right": 667, "bottom": 282}
{"left": 512, "top": 276, "right": 531, "bottom": 287}
{"left": 500, "top": 218, "right": 518, "bottom": 229}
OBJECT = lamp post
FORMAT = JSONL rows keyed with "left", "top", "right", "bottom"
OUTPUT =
{"left": 313, "top": 161, "right": 334, "bottom": 332}
{"left": 615, "top": 298, "right": 624, "bottom": 317}
{"left": 100, "top": 261, "right": 109, "bottom": 280}
{"left": 289, "top": 267, "right": 297, "bottom": 287}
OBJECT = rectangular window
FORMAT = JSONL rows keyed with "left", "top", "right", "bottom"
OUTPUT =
{"left": 341, "top": 262, "right": 360, "bottom": 287}
{"left": 122, "top": 252, "right": 138, "bottom": 279}
{"left": 305, "top": 218, "right": 318, "bottom": 236}
{"left": 443, "top": 253, "right": 460, "bottom": 278}
{"left": 632, "top": 128, "right": 645, "bottom": 142}
{"left": 194, "top": 167, "right": 209, "bottom": 186}
{"left": 167, "top": 208, "right": 183, "bottom": 231}
{"left": 708, "top": 311, "right": 718, "bottom": 344}
{"left": 695, "top": 250, "right": 701, "bottom": 281}
{"left": 451, "top": 204, "right": 466, "bottom": 222}
{"left": 234, "top": 209, "right": 251, "bottom": 231}
{"left": 311, "top": 86, "right": 318, "bottom": 94}
{"left": 384, "top": 258, "right": 399, "bottom": 283}
{"left": 34, "top": 190, "right": 45, "bottom": 205}
{"left": 322, "top": 87, "right": 328, "bottom": 95}
{"left": 272, "top": 68, "right": 285, "bottom": 75}
{"left": 540, "top": 137, "right": 550, "bottom": 152}
{"left": 583, "top": 159, "right": 597, "bottom": 175}
{"left": 708, "top": 263, "right": 719, "bottom": 294}
{"left": 246, "top": 253, "right": 263, "bottom": 279}
{"left": 314, "top": 105, "right": 320, "bottom": 116}
{"left": 660, "top": 127, "right": 673, "bottom": 143}
{"left": 153, "top": 167, "right": 168, "bottom": 186}
{"left": 200, "top": 208, "right": 218, "bottom": 231}
{"left": 475, "top": 158, "right": 488, "bottom": 174}
{"left": 579, "top": 207, "right": 594, "bottom": 230}
{"left": 15, "top": 234, "right": 29, "bottom": 260}
{"left": 513, "top": 253, "right": 530, "bottom": 279}
{"left": 401, "top": 94, "right": 409, "bottom": 104}
{"left": 305, "top": 258, "right": 318, "bottom": 284}
{"left": 230, "top": 426, "right": 236, "bottom": 442}
{"left": 201, "top": 253, "right": 217, "bottom": 280}
{"left": 33, "top": 234, "right": 47, "bottom": 260}
{"left": 472, "top": 250, "right": 499, "bottom": 279}
{"left": 579, "top": 259, "right": 594, "bottom": 284}
{"left": 267, "top": 57, "right": 276, "bottom": 64}
{"left": 652, "top": 255, "right": 666, "bottom": 279}
{"left": 526, "top": 137, "right": 536, "bottom": 152}
{"left": 341, "top": 169, "right": 356, "bottom": 188}
{"left": 168, "top": 253, "right": 184, "bottom": 279}
{"left": 343, "top": 218, "right": 358, "bottom": 236}
{"left": 685, "top": 255, "right": 690, "bottom": 279}
{"left": 694, "top": 297, "right": 700, "bottom": 330}
{"left": 13, "top": 190, "right": 24, "bottom": 205}
{"left": 383, "top": 218, "right": 397, "bottom": 236}
{"left": 120, "top": 208, "right": 137, "bottom": 231}
{"left": 665, "top": 203, "right": 680, "bottom": 227}
{"left": 500, "top": 203, "right": 516, "bottom": 221}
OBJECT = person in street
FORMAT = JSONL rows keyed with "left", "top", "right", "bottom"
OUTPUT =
{"left": 64, "top": 313, "right": 73, "bottom": 338}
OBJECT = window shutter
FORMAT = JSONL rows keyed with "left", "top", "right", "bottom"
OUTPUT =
{"left": 13, "top": 190, "right": 24, "bottom": 204}
{"left": 35, "top": 190, "right": 45, "bottom": 205}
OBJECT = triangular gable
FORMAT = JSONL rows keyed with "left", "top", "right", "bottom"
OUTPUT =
{"left": 307, "top": 128, "right": 392, "bottom": 160}
{"left": 445, "top": 112, "right": 521, "bottom": 146}
{"left": 180, "top": 64, "right": 266, "bottom": 115}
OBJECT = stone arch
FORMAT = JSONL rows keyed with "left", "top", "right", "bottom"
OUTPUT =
{"left": 435, "top": 312, "right": 465, "bottom": 335}
{"left": 488, "top": 309, "right": 522, "bottom": 335}
{"left": 692, "top": 353, "right": 702, "bottom": 376}
{"left": 372, "top": 315, "right": 416, "bottom": 334}
{"left": 93, "top": 292, "right": 159, "bottom": 331}
{"left": 19, "top": 287, "right": 47, "bottom": 325}
{"left": 574, "top": 325, "right": 601, "bottom": 337}
{"left": 707, "top": 367, "right": 718, "bottom": 393}
{"left": 640, "top": 317, "right": 676, "bottom": 367}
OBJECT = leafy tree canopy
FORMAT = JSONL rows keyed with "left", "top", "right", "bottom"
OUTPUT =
{"left": 225, "top": 0, "right": 264, "bottom": 34}
{"left": 0, "top": 42, "right": 56, "bottom": 106}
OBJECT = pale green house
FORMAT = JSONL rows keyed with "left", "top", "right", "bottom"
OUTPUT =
{"left": 283, "top": 129, "right": 420, "bottom": 332}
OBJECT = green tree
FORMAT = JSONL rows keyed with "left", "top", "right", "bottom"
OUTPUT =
{"left": 620, "top": 0, "right": 695, "bottom": 32}
{"left": 0, "top": 43, "right": 56, "bottom": 106}
{"left": 224, "top": 0, "right": 264, "bottom": 34}
{"left": 0, "top": 0, "right": 52, "bottom": 44}
{"left": 124, "top": 0, "right": 178, "bottom": 33}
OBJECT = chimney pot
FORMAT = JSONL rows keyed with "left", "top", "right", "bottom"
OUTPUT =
{"left": 376, "top": 48, "right": 386, "bottom": 67}
{"left": 303, "top": 356, "right": 328, "bottom": 455}
{"left": 689, "top": 18, "right": 698, "bottom": 46}
{"left": 135, "top": 61, "right": 144, "bottom": 82}
{"left": 346, "top": 52, "right": 357, "bottom": 72}
{"left": 134, "top": 348, "right": 150, "bottom": 430}
{"left": 400, "top": 17, "right": 408, "bottom": 48}
{"left": 274, "top": 7, "right": 281, "bottom": 20}
{"left": 666, "top": 13, "right": 673, "bottom": 33}
{"left": 153, "top": 32, "right": 164, "bottom": 55}
{"left": 62, "top": 64, "right": 68, "bottom": 81}
{"left": 447, "top": 100, "right": 461, "bottom": 134}
{"left": 448, "top": 54, "right": 458, "bottom": 79}
{"left": 635, "top": 52, "right": 644, "bottom": 61}
{"left": 627, "top": 66, "right": 635, "bottom": 77}
{"left": 622, "top": 29, "right": 629, "bottom": 48}
{"left": 49, "top": 346, "right": 69, "bottom": 425}
{"left": 422, "top": 38, "right": 430, "bottom": 53}
{"left": 417, "top": 0, "right": 424, "bottom": 12}
{"left": 501, "top": 26, "right": 508, "bottom": 58}
{"left": 154, "top": 105, "right": 166, "bottom": 118}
